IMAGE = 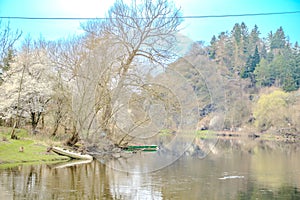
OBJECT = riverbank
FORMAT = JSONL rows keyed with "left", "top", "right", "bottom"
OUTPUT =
{"left": 196, "top": 129, "right": 300, "bottom": 143}
{"left": 0, "top": 127, "right": 69, "bottom": 168}
{"left": 1, "top": 126, "right": 299, "bottom": 169}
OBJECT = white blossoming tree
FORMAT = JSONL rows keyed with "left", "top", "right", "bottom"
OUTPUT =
{"left": 0, "top": 38, "right": 53, "bottom": 138}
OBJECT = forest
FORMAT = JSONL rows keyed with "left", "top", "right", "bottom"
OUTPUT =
{"left": 0, "top": 0, "right": 299, "bottom": 149}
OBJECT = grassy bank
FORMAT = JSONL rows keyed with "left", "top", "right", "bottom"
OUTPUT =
{"left": 0, "top": 127, "right": 69, "bottom": 168}
{"left": 196, "top": 129, "right": 299, "bottom": 142}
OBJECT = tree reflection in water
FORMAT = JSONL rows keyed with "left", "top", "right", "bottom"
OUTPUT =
{"left": 0, "top": 140, "right": 300, "bottom": 199}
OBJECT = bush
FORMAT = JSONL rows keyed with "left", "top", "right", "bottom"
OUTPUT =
{"left": 253, "top": 89, "right": 290, "bottom": 131}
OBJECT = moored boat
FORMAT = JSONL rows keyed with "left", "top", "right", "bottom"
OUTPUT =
{"left": 51, "top": 146, "right": 93, "bottom": 160}
{"left": 123, "top": 145, "right": 158, "bottom": 152}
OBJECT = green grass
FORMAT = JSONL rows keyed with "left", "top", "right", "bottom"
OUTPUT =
{"left": 0, "top": 127, "right": 69, "bottom": 167}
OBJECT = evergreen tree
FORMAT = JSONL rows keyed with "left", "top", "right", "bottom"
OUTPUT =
{"left": 283, "top": 71, "right": 297, "bottom": 92}
{"left": 254, "top": 58, "right": 274, "bottom": 87}
{"left": 248, "top": 24, "right": 260, "bottom": 54}
{"left": 0, "top": 48, "right": 15, "bottom": 85}
{"left": 267, "top": 31, "right": 273, "bottom": 50}
{"left": 241, "top": 45, "right": 260, "bottom": 81}
{"left": 266, "top": 51, "right": 274, "bottom": 62}
{"left": 232, "top": 23, "right": 242, "bottom": 45}
{"left": 252, "top": 46, "right": 260, "bottom": 70}
{"left": 270, "top": 55, "right": 285, "bottom": 87}
{"left": 230, "top": 22, "right": 250, "bottom": 73}
{"left": 260, "top": 44, "right": 267, "bottom": 59}
{"left": 215, "top": 31, "right": 233, "bottom": 69}
{"left": 270, "top": 26, "right": 286, "bottom": 50}
{"left": 1, "top": 48, "right": 15, "bottom": 71}
{"left": 290, "top": 42, "right": 300, "bottom": 90}
{"left": 208, "top": 35, "right": 217, "bottom": 59}
{"left": 206, "top": 22, "right": 299, "bottom": 92}
{"left": 240, "top": 22, "right": 249, "bottom": 54}
{"left": 293, "top": 42, "right": 300, "bottom": 54}
{"left": 231, "top": 23, "right": 242, "bottom": 70}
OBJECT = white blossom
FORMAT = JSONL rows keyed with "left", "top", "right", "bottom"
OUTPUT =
{"left": 0, "top": 47, "right": 53, "bottom": 121}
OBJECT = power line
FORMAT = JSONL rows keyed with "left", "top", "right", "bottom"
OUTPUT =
{"left": 0, "top": 10, "right": 300, "bottom": 20}
{"left": 182, "top": 11, "right": 300, "bottom": 19}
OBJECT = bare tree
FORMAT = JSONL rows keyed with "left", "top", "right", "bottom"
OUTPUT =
{"left": 46, "top": 37, "right": 86, "bottom": 144}
{"left": 80, "top": 0, "right": 182, "bottom": 146}
{"left": 47, "top": 37, "right": 106, "bottom": 145}
{"left": 0, "top": 21, "right": 22, "bottom": 74}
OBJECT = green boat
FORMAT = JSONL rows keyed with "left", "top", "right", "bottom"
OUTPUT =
{"left": 124, "top": 145, "right": 158, "bottom": 152}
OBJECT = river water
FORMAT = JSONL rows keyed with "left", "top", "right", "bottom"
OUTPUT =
{"left": 0, "top": 139, "right": 300, "bottom": 200}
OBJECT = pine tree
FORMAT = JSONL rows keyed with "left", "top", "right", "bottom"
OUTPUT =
{"left": 0, "top": 48, "right": 15, "bottom": 85}
{"left": 260, "top": 44, "right": 267, "bottom": 59}
{"left": 215, "top": 31, "right": 233, "bottom": 68}
{"left": 248, "top": 25, "right": 260, "bottom": 54}
{"left": 283, "top": 71, "right": 297, "bottom": 92}
{"left": 240, "top": 22, "right": 249, "bottom": 54}
{"left": 2, "top": 48, "right": 15, "bottom": 71}
{"left": 254, "top": 58, "right": 273, "bottom": 87}
{"left": 208, "top": 35, "right": 217, "bottom": 59}
{"left": 230, "top": 22, "right": 249, "bottom": 73}
{"left": 241, "top": 45, "right": 260, "bottom": 81}
{"left": 232, "top": 23, "right": 242, "bottom": 45}
{"left": 271, "top": 26, "right": 286, "bottom": 50}
{"left": 252, "top": 46, "right": 260, "bottom": 71}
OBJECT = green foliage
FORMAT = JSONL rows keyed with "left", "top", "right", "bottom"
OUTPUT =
{"left": 248, "top": 25, "right": 260, "bottom": 54}
{"left": 241, "top": 45, "right": 260, "bottom": 80}
{"left": 254, "top": 52, "right": 299, "bottom": 91}
{"left": 253, "top": 90, "right": 290, "bottom": 131}
{"left": 270, "top": 26, "right": 286, "bottom": 50}
{"left": 232, "top": 23, "right": 242, "bottom": 44}
{"left": 0, "top": 21, "right": 21, "bottom": 85}
{"left": 283, "top": 72, "right": 298, "bottom": 92}
{"left": 1, "top": 48, "right": 15, "bottom": 71}
{"left": 254, "top": 58, "right": 273, "bottom": 87}
{"left": 208, "top": 35, "right": 217, "bottom": 59}
{"left": 208, "top": 23, "right": 299, "bottom": 92}
{"left": 0, "top": 48, "right": 15, "bottom": 85}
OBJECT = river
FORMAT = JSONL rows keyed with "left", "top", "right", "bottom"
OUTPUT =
{"left": 0, "top": 139, "right": 300, "bottom": 199}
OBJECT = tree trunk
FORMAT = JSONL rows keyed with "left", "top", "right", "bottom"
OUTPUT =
{"left": 66, "top": 132, "right": 79, "bottom": 146}
{"left": 66, "top": 126, "right": 80, "bottom": 146}
{"left": 10, "top": 65, "right": 26, "bottom": 139}
{"left": 52, "top": 121, "right": 59, "bottom": 137}
{"left": 52, "top": 112, "right": 62, "bottom": 137}
{"left": 10, "top": 121, "right": 18, "bottom": 139}
{"left": 31, "top": 111, "right": 42, "bottom": 134}
{"left": 41, "top": 114, "right": 44, "bottom": 129}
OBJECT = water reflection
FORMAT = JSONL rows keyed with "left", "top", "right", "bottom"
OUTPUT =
{"left": 0, "top": 140, "right": 299, "bottom": 199}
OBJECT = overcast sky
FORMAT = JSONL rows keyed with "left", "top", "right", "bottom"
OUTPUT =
{"left": 0, "top": 0, "right": 300, "bottom": 45}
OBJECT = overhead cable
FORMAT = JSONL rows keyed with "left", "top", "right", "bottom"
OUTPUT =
{"left": 0, "top": 10, "right": 300, "bottom": 20}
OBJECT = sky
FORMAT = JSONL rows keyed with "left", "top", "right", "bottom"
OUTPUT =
{"left": 0, "top": 0, "right": 300, "bottom": 46}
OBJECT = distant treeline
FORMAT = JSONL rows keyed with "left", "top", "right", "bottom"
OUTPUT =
{"left": 206, "top": 22, "right": 299, "bottom": 92}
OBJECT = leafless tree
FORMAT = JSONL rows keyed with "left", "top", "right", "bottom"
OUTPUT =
{"left": 0, "top": 21, "right": 22, "bottom": 73}
{"left": 80, "top": 0, "right": 182, "bottom": 146}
